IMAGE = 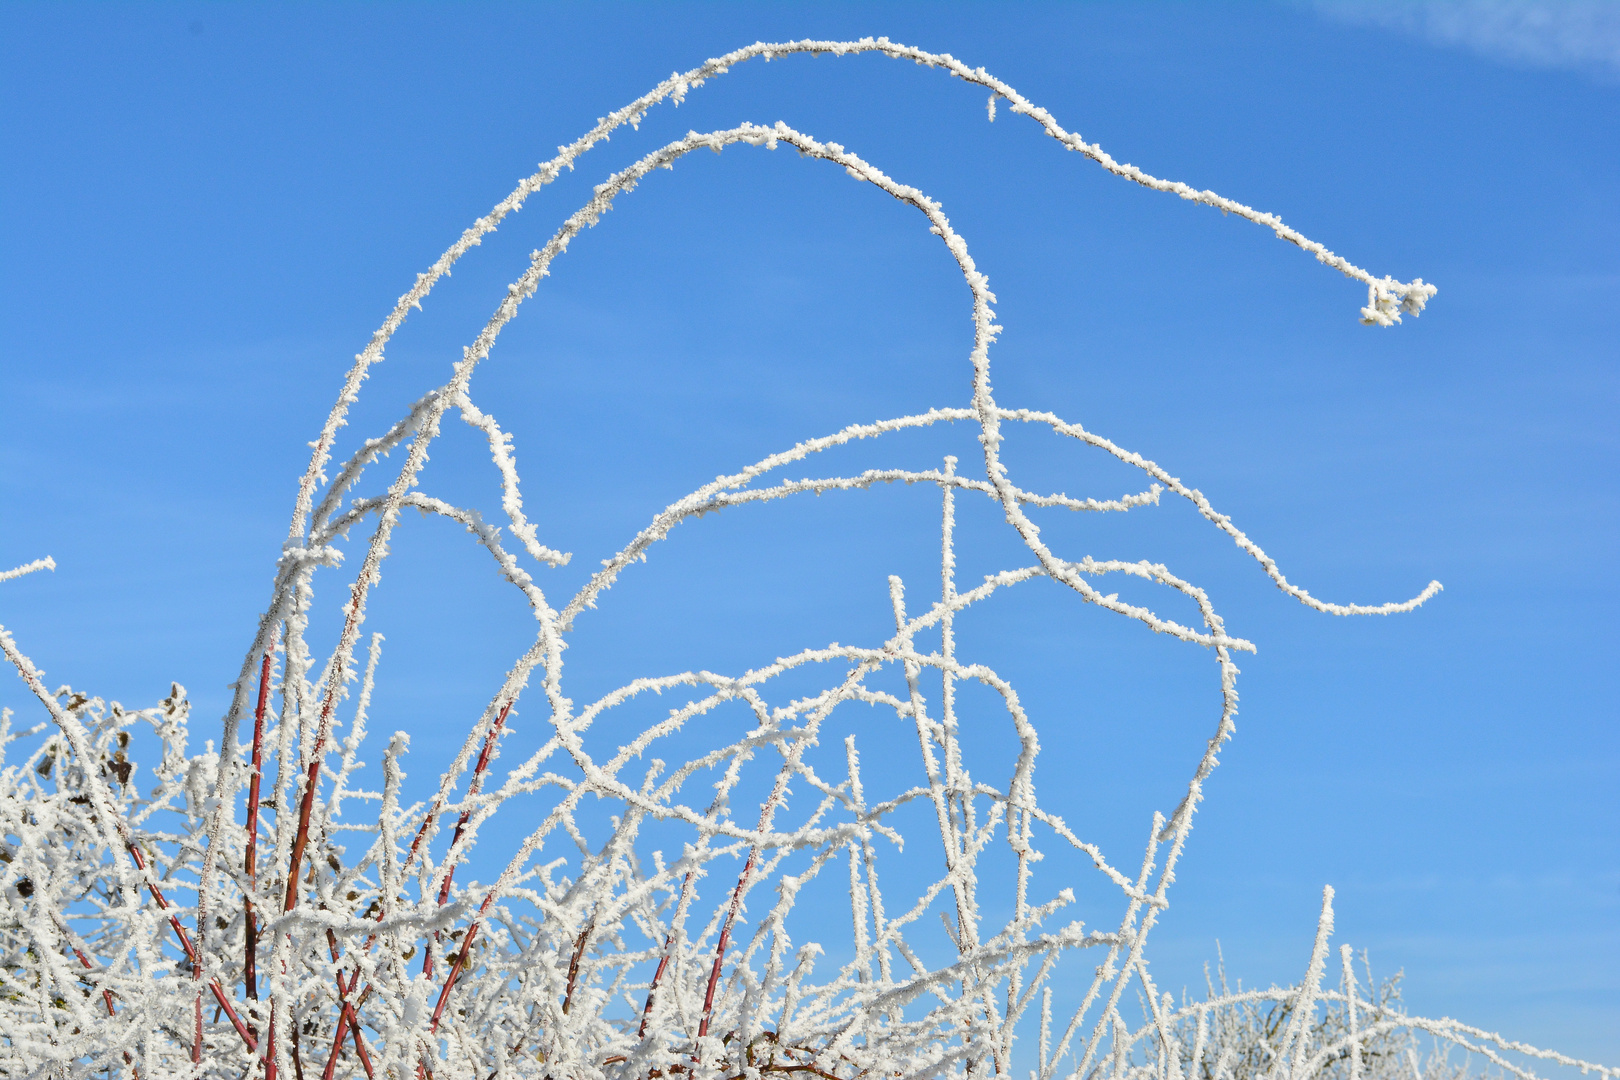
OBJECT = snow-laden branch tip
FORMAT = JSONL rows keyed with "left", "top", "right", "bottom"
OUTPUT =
{"left": 0, "top": 556, "right": 55, "bottom": 584}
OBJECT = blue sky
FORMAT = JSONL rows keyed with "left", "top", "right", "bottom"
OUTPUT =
{"left": 1, "top": 1, "right": 1615, "bottom": 1063}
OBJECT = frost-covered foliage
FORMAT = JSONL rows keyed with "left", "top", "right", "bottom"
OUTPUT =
{"left": 0, "top": 37, "right": 1608, "bottom": 1080}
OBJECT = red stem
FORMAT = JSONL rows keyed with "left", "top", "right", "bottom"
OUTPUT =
{"left": 125, "top": 842, "right": 258, "bottom": 1052}
{"left": 319, "top": 971, "right": 375, "bottom": 1080}
{"left": 428, "top": 891, "right": 496, "bottom": 1034}
{"left": 695, "top": 755, "right": 798, "bottom": 1045}
{"left": 67, "top": 941, "right": 137, "bottom": 1074}
{"left": 265, "top": 1002, "right": 278, "bottom": 1080}
{"left": 435, "top": 701, "right": 510, "bottom": 906}
{"left": 283, "top": 710, "right": 333, "bottom": 915}
{"left": 698, "top": 852, "right": 757, "bottom": 1039}
{"left": 319, "top": 928, "right": 376, "bottom": 1080}
{"left": 322, "top": 702, "right": 508, "bottom": 1079}
{"left": 268, "top": 660, "right": 335, "bottom": 1080}
{"left": 638, "top": 871, "right": 693, "bottom": 1040}
{"left": 562, "top": 915, "right": 595, "bottom": 1015}
{"left": 68, "top": 942, "right": 118, "bottom": 1019}
{"left": 315, "top": 811, "right": 436, "bottom": 1080}
{"left": 244, "top": 651, "right": 271, "bottom": 1000}
{"left": 285, "top": 586, "right": 368, "bottom": 917}
{"left": 425, "top": 702, "right": 511, "bottom": 976}
{"left": 638, "top": 946, "right": 675, "bottom": 1039}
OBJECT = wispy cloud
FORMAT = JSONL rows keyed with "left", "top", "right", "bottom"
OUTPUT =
{"left": 1313, "top": 1, "right": 1620, "bottom": 81}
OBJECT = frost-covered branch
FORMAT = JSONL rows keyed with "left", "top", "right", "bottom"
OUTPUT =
{"left": 2, "top": 36, "right": 1592, "bottom": 1080}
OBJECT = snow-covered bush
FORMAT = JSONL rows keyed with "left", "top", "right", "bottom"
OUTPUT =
{"left": 0, "top": 38, "right": 1609, "bottom": 1080}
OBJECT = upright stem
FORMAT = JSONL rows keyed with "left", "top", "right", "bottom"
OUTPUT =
{"left": 192, "top": 991, "right": 203, "bottom": 1066}
{"left": 422, "top": 708, "right": 544, "bottom": 1039}
{"left": 273, "top": 629, "right": 344, "bottom": 1080}
{"left": 319, "top": 970, "right": 375, "bottom": 1080}
{"left": 323, "top": 702, "right": 509, "bottom": 1080}
{"left": 284, "top": 585, "right": 369, "bottom": 918}
{"left": 435, "top": 701, "right": 511, "bottom": 905}
{"left": 698, "top": 851, "right": 757, "bottom": 1039}
{"left": 694, "top": 669, "right": 861, "bottom": 1045}
{"left": 244, "top": 651, "right": 271, "bottom": 1000}
{"left": 283, "top": 702, "right": 333, "bottom": 915}
{"left": 939, "top": 457, "right": 977, "bottom": 955}
{"left": 637, "top": 872, "right": 692, "bottom": 1039}
{"left": 264, "top": 1002, "right": 278, "bottom": 1080}
{"left": 426, "top": 701, "right": 511, "bottom": 976}
{"left": 124, "top": 842, "right": 258, "bottom": 1051}
{"left": 637, "top": 944, "right": 675, "bottom": 1040}
{"left": 64, "top": 935, "right": 137, "bottom": 1074}
{"left": 319, "top": 928, "right": 376, "bottom": 1080}
{"left": 428, "top": 892, "right": 495, "bottom": 1033}
{"left": 562, "top": 914, "right": 596, "bottom": 1016}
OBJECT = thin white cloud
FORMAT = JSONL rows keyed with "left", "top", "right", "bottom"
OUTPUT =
{"left": 1314, "top": 1, "right": 1620, "bottom": 81}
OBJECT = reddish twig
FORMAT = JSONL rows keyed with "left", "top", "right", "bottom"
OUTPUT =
{"left": 439, "top": 701, "right": 511, "bottom": 902}
{"left": 698, "top": 751, "right": 798, "bottom": 1044}
{"left": 65, "top": 938, "right": 137, "bottom": 1074}
{"left": 638, "top": 871, "right": 693, "bottom": 1040}
{"left": 428, "top": 889, "right": 497, "bottom": 1034}
{"left": 124, "top": 842, "right": 259, "bottom": 1052}
{"left": 562, "top": 914, "right": 596, "bottom": 1015}
{"left": 244, "top": 651, "right": 272, "bottom": 1000}
{"left": 322, "top": 702, "right": 508, "bottom": 1080}
{"left": 283, "top": 707, "right": 334, "bottom": 915}
{"left": 698, "top": 851, "right": 758, "bottom": 1039}
{"left": 193, "top": 989, "right": 203, "bottom": 1065}
{"left": 274, "top": 622, "right": 354, "bottom": 1080}
{"left": 319, "top": 928, "right": 376, "bottom": 1080}
{"left": 316, "top": 807, "right": 437, "bottom": 1080}
{"left": 67, "top": 941, "right": 118, "bottom": 1020}
{"left": 265, "top": 1002, "right": 279, "bottom": 1080}
{"left": 638, "top": 944, "right": 675, "bottom": 1039}
{"left": 283, "top": 583, "right": 378, "bottom": 919}
{"left": 318, "top": 971, "right": 375, "bottom": 1080}
{"left": 425, "top": 702, "right": 511, "bottom": 977}
{"left": 319, "top": 938, "right": 385, "bottom": 1080}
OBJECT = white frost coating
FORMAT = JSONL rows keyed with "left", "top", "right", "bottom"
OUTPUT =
{"left": 0, "top": 556, "right": 55, "bottom": 584}
{"left": 0, "top": 37, "right": 1597, "bottom": 1080}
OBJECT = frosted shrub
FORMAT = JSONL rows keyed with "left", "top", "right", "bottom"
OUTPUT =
{"left": 0, "top": 38, "right": 1609, "bottom": 1080}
